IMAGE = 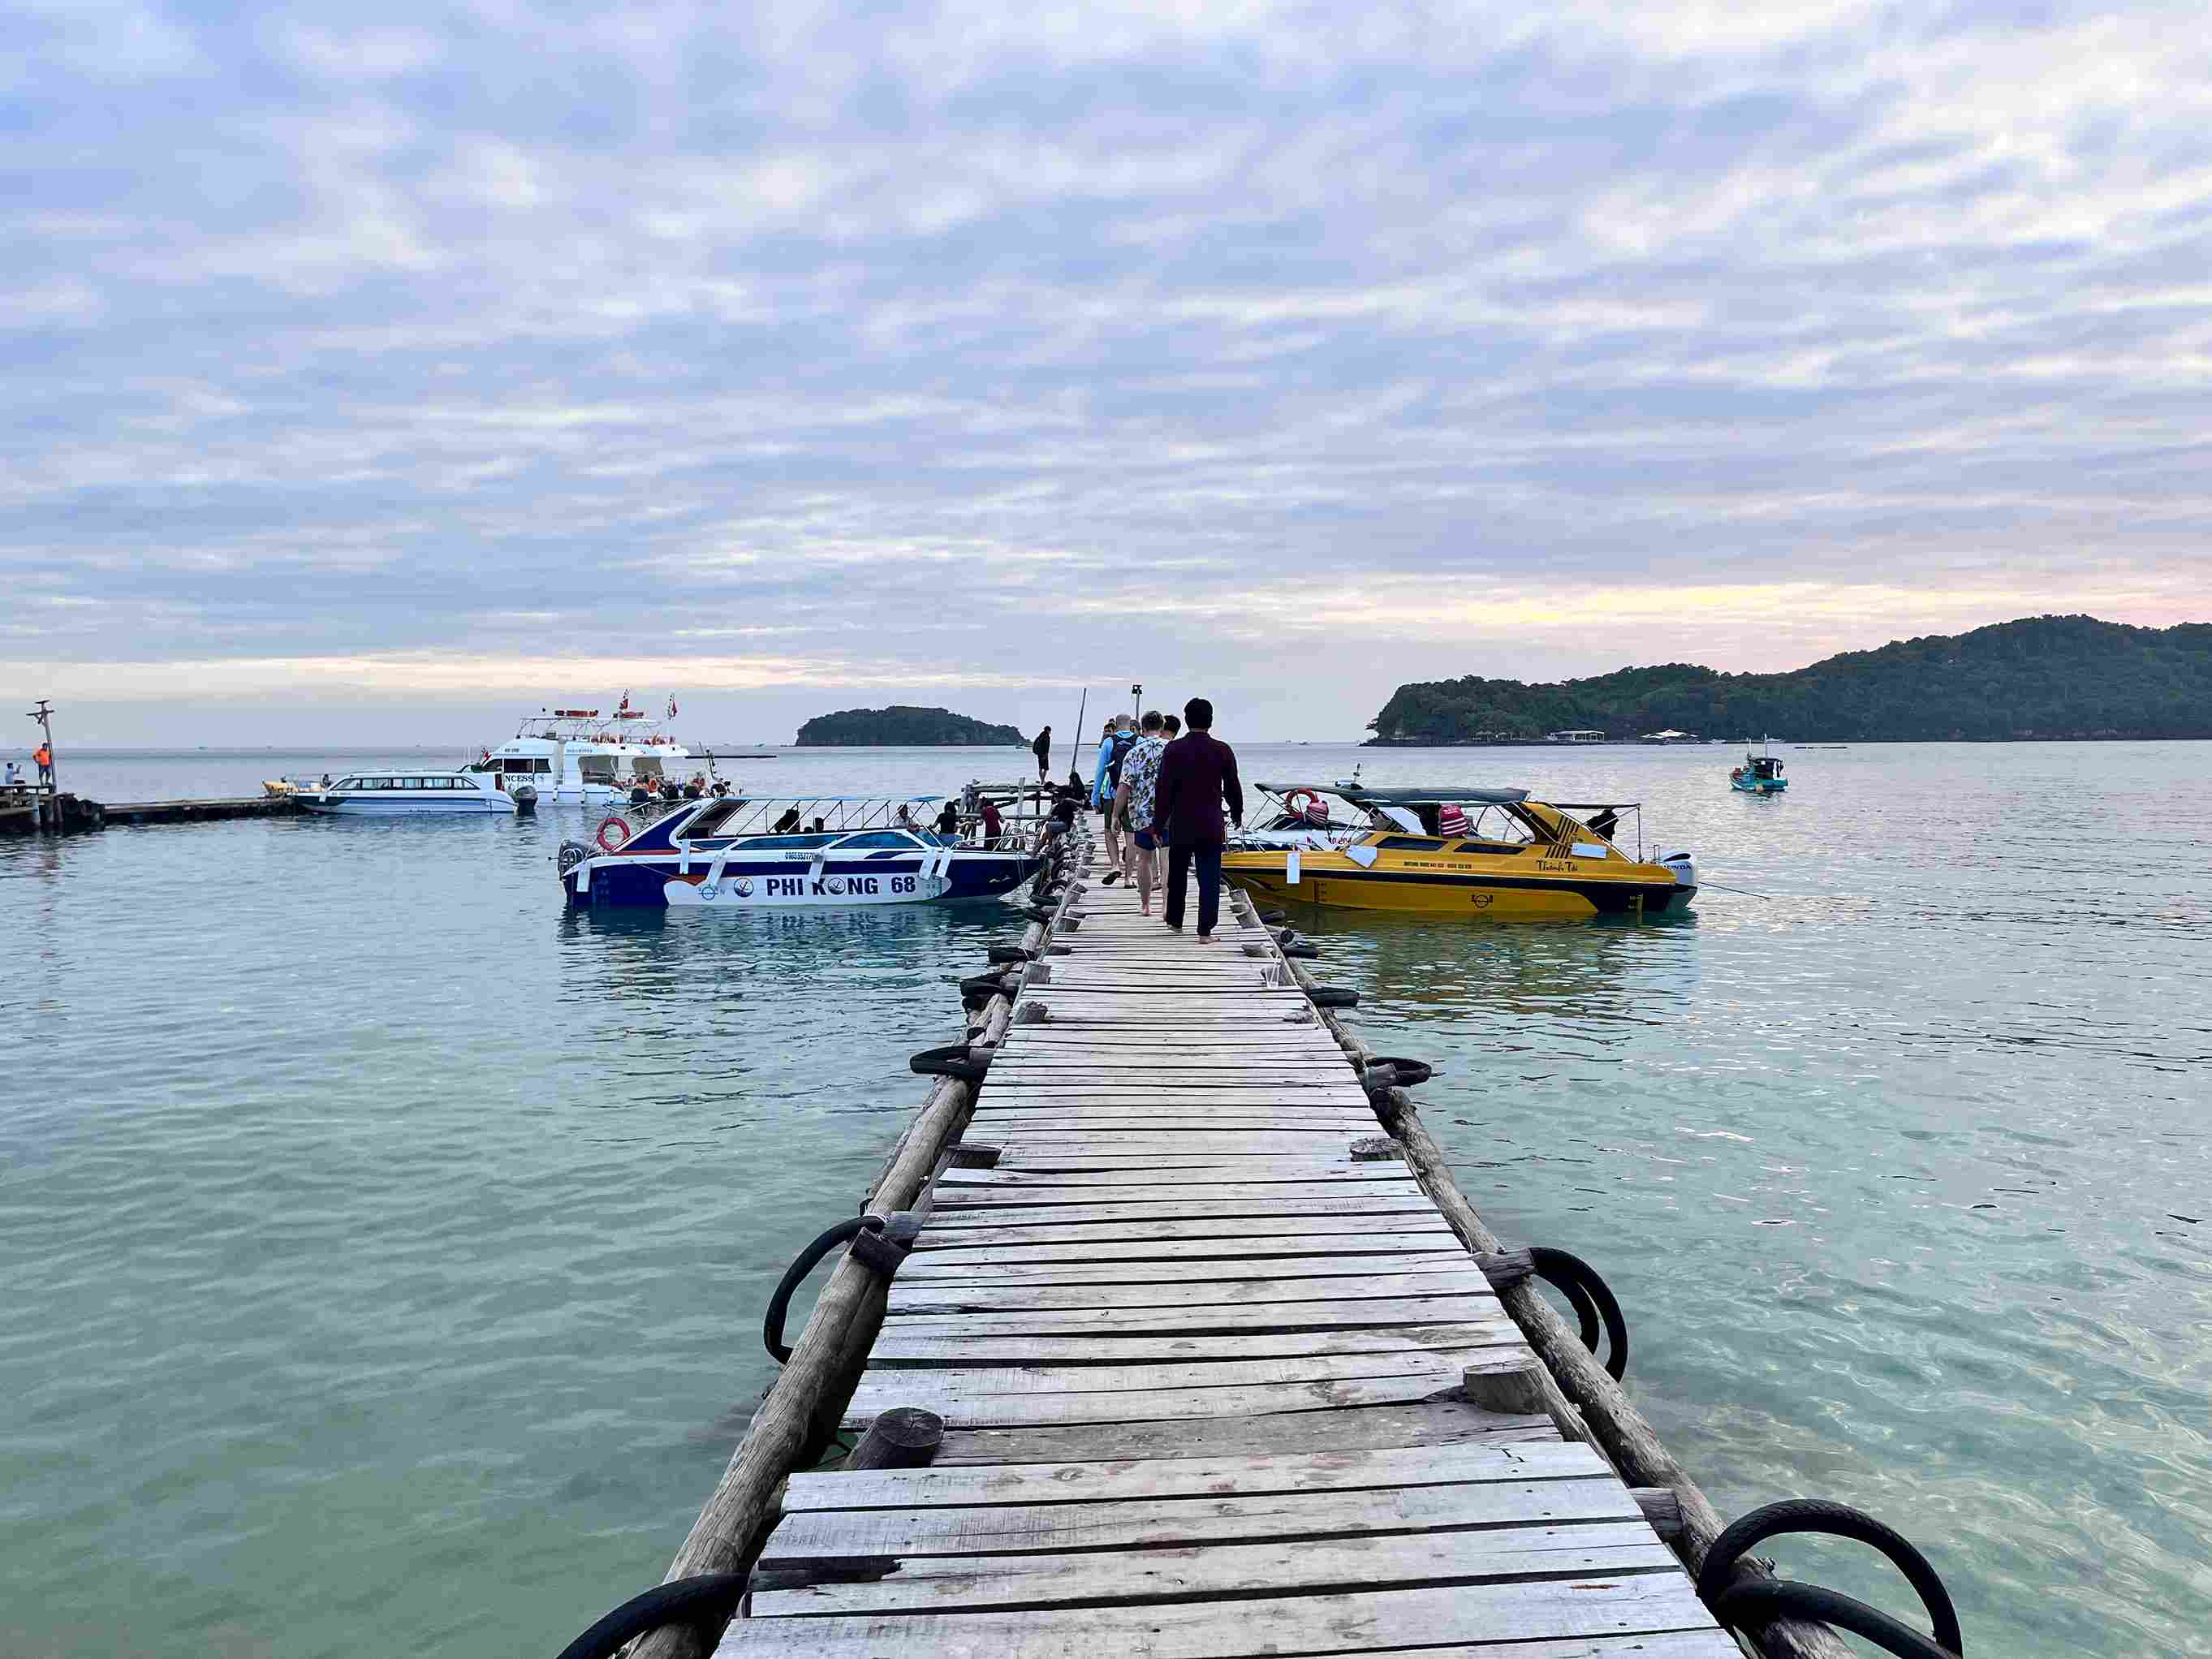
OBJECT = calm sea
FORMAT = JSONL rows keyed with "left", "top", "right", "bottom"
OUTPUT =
{"left": 3, "top": 742, "right": 2207, "bottom": 1657}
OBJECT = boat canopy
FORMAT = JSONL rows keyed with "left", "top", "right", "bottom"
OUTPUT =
{"left": 1335, "top": 784, "right": 1529, "bottom": 806}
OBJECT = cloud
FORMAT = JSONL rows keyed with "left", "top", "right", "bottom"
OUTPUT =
{"left": 2, "top": 0, "right": 2208, "bottom": 739}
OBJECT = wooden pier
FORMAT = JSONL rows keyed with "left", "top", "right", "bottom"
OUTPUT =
{"left": 100, "top": 795, "right": 301, "bottom": 825}
{"left": 584, "top": 824, "right": 1879, "bottom": 1659}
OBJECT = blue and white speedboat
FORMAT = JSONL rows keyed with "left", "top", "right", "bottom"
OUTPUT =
{"left": 297, "top": 769, "right": 518, "bottom": 814}
{"left": 557, "top": 795, "right": 1038, "bottom": 910}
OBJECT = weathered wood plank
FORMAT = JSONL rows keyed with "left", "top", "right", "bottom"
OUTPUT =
{"left": 933, "top": 1403, "right": 1556, "bottom": 1467}
{"left": 865, "top": 1321, "right": 1511, "bottom": 1367}
{"left": 753, "top": 1527, "right": 1679, "bottom": 1618}
{"left": 722, "top": 1566, "right": 1731, "bottom": 1657}
{"left": 916, "top": 1193, "right": 1439, "bottom": 1231}
{"left": 835, "top": 1366, "right": 1511, "bottom": 1430}
{"left": 929, "top": 1178, "right": 1425, "bottom": 1210}
{"left": 764, "top": 1472, "right": 1635, "bottom": 1564}
{"left": 936, "top": 1162, "right": 1406, "bottom": 1188}
{"left": 784, "top": 1433, "right": 1608, "bottom": 1511}
{"left": 893, "top": 1248, "right": 1476, "bottom": 1284}
{"left": 856, "top": 1295, "right": 1504, "bottom": 1338}
{"left": 908, "top": 1226, "right": 1466, "bottom": 1262}
{"left": 884, "top": 1267, "right": 1491, "bottom": 1313}
{"left": 847, "top": 1346, "right": 1505, "bottom": 1415}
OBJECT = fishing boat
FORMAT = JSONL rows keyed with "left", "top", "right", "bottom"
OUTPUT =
{"left": 1221, "top": 785, "right": 1696, "bottom": 919}
{"left": 555, "top": 795, "right": 1038, "bottom": 910}
{"left": 1730, "top": 739, "right": 1788, "bottom": 795}
{"left": 295, "top": 770, "right": 517, "bottom": 815}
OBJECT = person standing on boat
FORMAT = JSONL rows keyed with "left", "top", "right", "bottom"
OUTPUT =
{"left": 1112, "top": 710, "right": 1169, "bottom": 915}
{"left": 934, "top": 799, "right": 960, "bottom": 838}
{"left": 1150, "top": 697, "right": 1242, "bottom": 942}
{"left": 980, "top": 796, "right": 1003, "bottom": 849}
{"left": 1032, "top": 726, "right": 1052, "bottom": 781}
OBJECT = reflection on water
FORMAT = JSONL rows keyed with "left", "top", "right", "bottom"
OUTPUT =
{"left": 2, "top": 743, "right": 2210, "bottom": 1659}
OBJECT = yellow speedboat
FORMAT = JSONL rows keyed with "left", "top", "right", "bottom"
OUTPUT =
{"left": 1222, "top": 785, "right": 1697, "bottom": 920}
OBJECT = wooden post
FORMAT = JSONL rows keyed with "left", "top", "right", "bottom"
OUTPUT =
{"left": 843, "top": 1407, "right": 944, "bottom": 1472}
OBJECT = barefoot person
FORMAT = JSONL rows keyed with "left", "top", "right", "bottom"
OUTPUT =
{"left": 1149, "top": 697, "right": 1242, "bottom": 942}
{"left": 1111, "top": 710, "right": 1168, "bottom": 914}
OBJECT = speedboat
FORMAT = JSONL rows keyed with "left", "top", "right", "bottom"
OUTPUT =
{"left": 557, "top": 794, "right": 1038, "bottom": 910}
{"left": 468, "top": 697, "right": 718, "bottom": 804}
{"left": 1222, "top": 785, "right": 1696, "bottom": 919}
{"left": 295, "top": 770, "right": 517, "bottom": 815}
{"left": 1730, "top": 739, "right": 1787, "bottom": 794}
{"left": 1238, "top": 783, "right": 1417, "bottom": 851}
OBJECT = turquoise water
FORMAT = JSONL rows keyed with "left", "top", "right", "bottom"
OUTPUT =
{"left": 3, "top": 741, "right": 2207, "bottom": 1657}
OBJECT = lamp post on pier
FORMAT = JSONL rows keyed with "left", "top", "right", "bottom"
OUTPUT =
{"left": 26, "top": 698, "right": 56, "bottom": 832}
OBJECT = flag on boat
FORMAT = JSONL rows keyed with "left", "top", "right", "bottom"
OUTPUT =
{"left": 666, "top": 695, "right": 678, "bottom": 718}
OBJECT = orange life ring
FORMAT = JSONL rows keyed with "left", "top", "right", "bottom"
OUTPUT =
{"left": 1283, "top": 787, "right": 1322, "bottom": 815}
{"left": 595, "top": 816, "right": 632, "bottom": 853}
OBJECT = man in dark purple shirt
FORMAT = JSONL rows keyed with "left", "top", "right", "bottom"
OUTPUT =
{"left": 1149, "top": 696, "right": 1244, "bottom": 940}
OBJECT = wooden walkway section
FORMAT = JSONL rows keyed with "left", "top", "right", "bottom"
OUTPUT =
{"left": 719, "top": 847, "right": 1741, "bottom": 1657}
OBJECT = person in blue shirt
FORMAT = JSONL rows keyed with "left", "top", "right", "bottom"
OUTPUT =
{"left": 1090, "top": 716, "right": 1137, "bottom": 882}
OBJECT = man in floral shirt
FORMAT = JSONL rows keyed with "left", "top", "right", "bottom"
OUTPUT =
{"left": 1110, "top": 709, "right": 1171, "bottom": 914}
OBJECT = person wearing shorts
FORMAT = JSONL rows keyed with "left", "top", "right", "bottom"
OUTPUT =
{"left": 1111, "top": 710, "right": 1170, "bottom": 915}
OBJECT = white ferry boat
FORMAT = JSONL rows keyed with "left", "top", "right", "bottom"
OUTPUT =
{"left": 296, "top": 770, "right": 515, "bottom": 815}
{"left": 467, "top": 699, "right": 715, "bottom": 804}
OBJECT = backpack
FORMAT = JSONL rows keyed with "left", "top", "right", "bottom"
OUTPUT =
{"left": 1106, "top": 730, "right": 1136, "bottom": 790}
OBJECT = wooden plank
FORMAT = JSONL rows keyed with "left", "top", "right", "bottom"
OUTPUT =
{"left": 893, "top": 1248, "right": 1475, "bottom": 1284}
{"left": 753, "top": 1528, "right": 1679, "bottom": 1618}
{"left": 916, "top": 1194, "right": 1438, "bottom": 1230}
{"left": 765, "top": 1470, "right": 1632, "bottom": 1562}
{"left": 865, "top": 1321, "right": 1510, "bottom": 1366}
{"left": 930, "top": 1178, "right": 1425, "bottom": 1210}
{"left": 908, "top": 1227, "right": 1465, "bottom": 1262}
{"left": 847, "top": 1345, "right": 1503, "bottom": 1413}
{"left": 784, "top": 1435, "right": 1605, "bottom": 1510}
{"left": 884, "top": 1266, "right": 1489, "bottom": 1313}
{"left": 837, "top": 1368, "right": 1510, "bottom": 1429}
{"left": 727, "top": 1562, "right": 1731, "bottom": 1658}
{"left": 934, "top": 1403, "right": 1555, "bottom": 1466}
{"left": 856, "top": 1295, "right": 1498, "bottom": 1338}
{"left": 936, "top": 1162, "right": 1404, "bottom": 1187}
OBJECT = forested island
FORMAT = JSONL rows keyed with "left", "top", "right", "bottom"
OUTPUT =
{"left": 1367, "top": 615, "right": 2212, "bottom": 744}
{"left": 795, "top": 705, "right": 1026, "bottom": 746}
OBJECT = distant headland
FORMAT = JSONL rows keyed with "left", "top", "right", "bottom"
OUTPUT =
{"left": 1367, "top": 615, "right": 2212, "bottom": 744}
{"left": 795, "top": 705, "right": 1026, "bottom": 746}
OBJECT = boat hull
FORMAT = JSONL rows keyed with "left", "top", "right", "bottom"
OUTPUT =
{"left": 1729, "top": 777, "right": 1788, "bottom": 794}
{"left": 564, "top": 851, "right": 1035, "bottom": 910}
{"left": 1224, "top": 862, "right": 1692, "bottom": 918}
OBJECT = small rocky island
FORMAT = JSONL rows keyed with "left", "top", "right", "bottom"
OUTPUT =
{"left": 796, "top": 705, "right": 1026, "bottom": 746}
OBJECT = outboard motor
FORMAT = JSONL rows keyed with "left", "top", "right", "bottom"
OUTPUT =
{"left": 629, "top": 785, "right": 650, "bottom": 806}
{"left": 556, "top": 842, "right": 590, "bottom": 876}
{"left": 1657, "top": 848, "right": 1698, "bottom": 896}
{"left": 511, "top": 782, "right": 538, "bottom": 815}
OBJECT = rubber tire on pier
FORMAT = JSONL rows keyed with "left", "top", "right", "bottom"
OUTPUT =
{"left": 910, "top": 1042, "right": 990, "bottom": 1084}
{"left": 552, "top": 1572, "right": 748, "bottom": 1659}
{"left": 1697, "top": 1498, "right": 1964, "bottom": 1657}
{"left": 1528, "top": 1246, "right": 1629, "bottom": 1381}
{"left": 1361, "top": 1056, "right": 1432, "bottom": 1090}
{"left": 1308, "top": 985, "right": 1360, "bottom": 1009}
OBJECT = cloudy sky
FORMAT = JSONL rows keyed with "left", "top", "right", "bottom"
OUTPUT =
{"left": 6, "top": 0, "right": 2209, "bottom": 743}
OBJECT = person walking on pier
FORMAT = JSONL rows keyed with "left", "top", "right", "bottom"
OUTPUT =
{"left": 1031, "top": 726, "right": 1052, "bottom": 781}
{"left": 1093, "top": 715, "right": 1136, "bottom": 882}
{"left": 1150, "top": 697, "right": 1242, "bottom": 941}
{"left": 1161, "top": 713, "right": 1180, "bottom": 742}
{"left": 1112, "top": 710, "right": 1169, "bottom": 914}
